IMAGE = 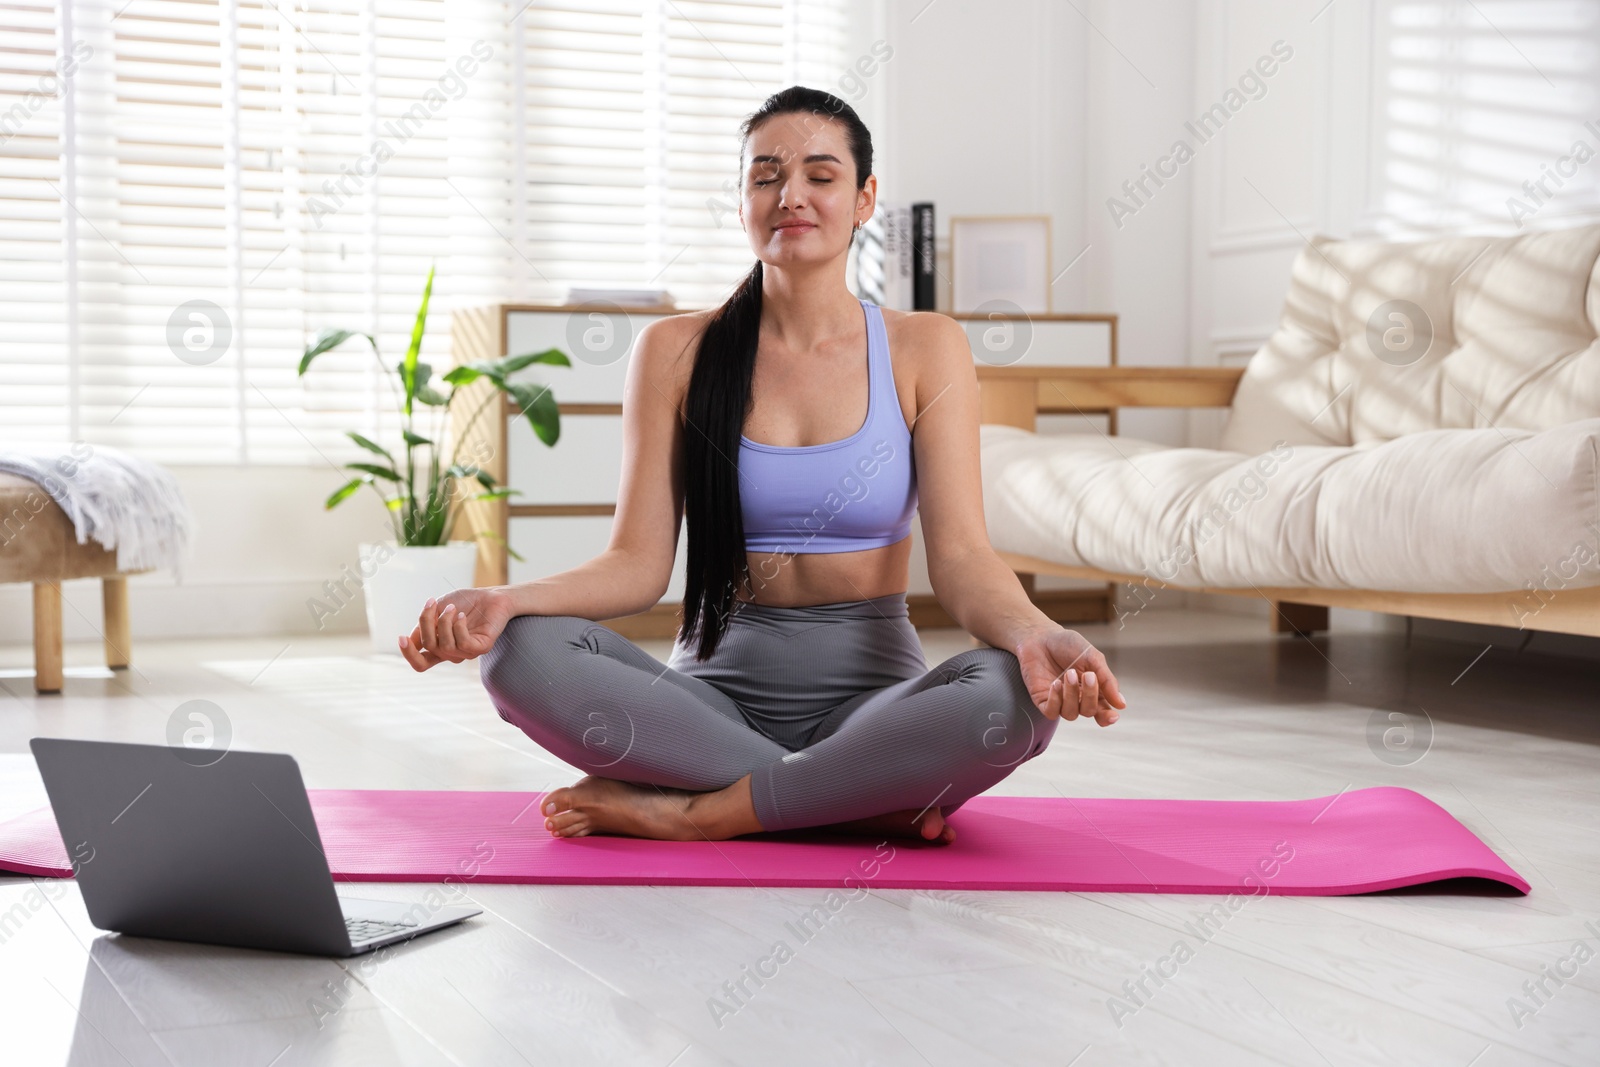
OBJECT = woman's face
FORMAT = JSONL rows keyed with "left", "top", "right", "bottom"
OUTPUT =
{"left": 739, "top": 114, "right": 872, "bottom": 266}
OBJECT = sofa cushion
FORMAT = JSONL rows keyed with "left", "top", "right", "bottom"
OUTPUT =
{"left": 1221, "top": 223, "right": 1600, "bottom": 456}
{"left": 981, "top": 420, "right": 1600, "bottom": 595}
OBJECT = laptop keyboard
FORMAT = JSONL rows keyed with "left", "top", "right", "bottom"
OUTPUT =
{"left": 345, "top": 916, "right": 420, "bottom": 943}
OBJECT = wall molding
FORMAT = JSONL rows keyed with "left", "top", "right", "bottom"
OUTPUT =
{"left": 1210, "top": 222, "right": 1318, "bottom": 255}
{"left": 1209, "top": 326, "right": 1274, "bottom": 362}
{"left": 1209, "top": 326, "right": 1275, "bottom": 344}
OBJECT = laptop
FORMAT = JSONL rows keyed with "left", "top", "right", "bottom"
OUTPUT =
{"left": 29, "top": 737, "right": 482, "bottom": 957}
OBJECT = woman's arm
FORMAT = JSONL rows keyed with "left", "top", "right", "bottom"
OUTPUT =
{"left": 401, "top": 315, "right": 697, "bottom": 670}
{"left": 907, "top": 312, "right": 1126, "bottom": 721}
{"left": 495, "top": 313, "right": 694, "bottom": 620}
{"left": 909, "top": 312, "right": 1055, "bottom": 649}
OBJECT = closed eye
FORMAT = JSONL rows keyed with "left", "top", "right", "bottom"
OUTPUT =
{"left": 753, "top": 178, "right": 835, "bottom": 186}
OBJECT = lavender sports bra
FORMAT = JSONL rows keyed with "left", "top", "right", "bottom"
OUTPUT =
{"left": 739, "top": 298, "right": 918, "bottom": 555}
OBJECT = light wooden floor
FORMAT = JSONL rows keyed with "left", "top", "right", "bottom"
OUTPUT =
{"left": 0, "top": 610, "right": 1596, "bottom": 1066}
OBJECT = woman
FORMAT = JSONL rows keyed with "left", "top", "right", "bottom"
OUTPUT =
{"left": 400, "top": 86, "right": 1126, "bottom": 845}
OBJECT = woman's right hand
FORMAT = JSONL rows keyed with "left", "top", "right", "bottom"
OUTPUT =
{"left": 399, "top": 587, "right": 515, "bottom": 672}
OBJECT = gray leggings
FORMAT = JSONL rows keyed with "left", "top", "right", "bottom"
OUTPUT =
{"left": 478, "top": 591, "right": 1058, "bottom": 833}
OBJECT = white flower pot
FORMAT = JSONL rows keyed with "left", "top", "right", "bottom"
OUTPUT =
{"left": 359, "top": 541, "right": 480, "bottom": 656}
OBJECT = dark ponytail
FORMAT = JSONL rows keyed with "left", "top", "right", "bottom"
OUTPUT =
{"left": 677, "top": 85, "right": 875, "bottom": 660}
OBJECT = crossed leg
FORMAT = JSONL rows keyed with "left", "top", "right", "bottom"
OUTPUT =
{"left": 749, "top": 646, "right": 1059, "bottom": 832}
{"left": 479, "top": 614, "right": 1057, "bottom": 842}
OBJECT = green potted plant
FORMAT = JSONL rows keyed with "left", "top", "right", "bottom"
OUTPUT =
{"left": 298, "top": 265, "right": 570, "bottom": 653}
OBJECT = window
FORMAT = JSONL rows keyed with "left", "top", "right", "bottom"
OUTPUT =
{"left": 0, "top": 0, "right": 852, "bottom": 464}
{"left": 1365, "top": 0, "right": 1600, "bottom": 235}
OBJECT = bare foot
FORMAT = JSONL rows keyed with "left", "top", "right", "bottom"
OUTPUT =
{"left": 540, "top": 775, "right": 709, "bottom": 841}
{"left": 822, "top": 805, "right": 956, "bottom": 845}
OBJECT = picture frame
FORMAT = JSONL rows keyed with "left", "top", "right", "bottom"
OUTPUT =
{"left": 949, "top": 214, "right": 1053, "bottom": 314}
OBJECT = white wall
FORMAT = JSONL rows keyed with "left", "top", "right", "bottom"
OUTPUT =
{"left": 880, "top": 0, "right": 1092, "bottom": 312}
{"left": 884, "top": 0, "right": 1197, "bottom": 427}
{"left": 0, "top": 466, "right": 387, "bottom": 646}
{"left": 1080, "top": 0, "right": 1197, "bottom": 448}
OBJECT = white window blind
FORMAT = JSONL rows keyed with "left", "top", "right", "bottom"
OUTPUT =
{"left": 501, "top": 0, "right": 850, "bottom": 307}
{"left": 1, "top": 0, "right": 73, "bottom": 441}
{"left": 0, "top": 0, "right": 853, "bottom": 464}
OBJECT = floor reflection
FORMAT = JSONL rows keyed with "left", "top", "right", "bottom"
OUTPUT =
{"left": 67, "top": 933, "right": 410, "bottom": 1067}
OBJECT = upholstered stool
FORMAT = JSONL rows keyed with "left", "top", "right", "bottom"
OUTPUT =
{"left": 0, "top": 472, "right": 136, "bottom": 694}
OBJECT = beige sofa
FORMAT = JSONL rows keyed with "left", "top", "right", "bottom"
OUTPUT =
{"left": 977, "top": 223, "right": 1600, "bottom": 639}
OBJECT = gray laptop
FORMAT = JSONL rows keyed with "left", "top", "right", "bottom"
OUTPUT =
{"left": 29, "top": 737, "right": 481, "bottom": 957}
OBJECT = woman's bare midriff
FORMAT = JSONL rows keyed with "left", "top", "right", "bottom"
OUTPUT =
{"left": 736, "top": 533, "right": 912, "bottom": 607}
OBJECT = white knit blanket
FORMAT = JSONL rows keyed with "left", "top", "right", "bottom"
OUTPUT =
{"left": 0, "top": 445, "right": 194, "bottom": 579}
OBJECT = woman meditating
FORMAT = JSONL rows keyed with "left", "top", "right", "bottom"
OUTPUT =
{"left": 399, "top": 86, "right": 1127, "bottom": 845}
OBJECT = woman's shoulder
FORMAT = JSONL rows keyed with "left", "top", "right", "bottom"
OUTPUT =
{"left": 878, "top": 306, "right": 969, "bottom": 372}
{"left": 641, "top": 306, "right": 718, "bottom": 349}
{"left": 634, "top": 308, "right": 717, "bottom": 380}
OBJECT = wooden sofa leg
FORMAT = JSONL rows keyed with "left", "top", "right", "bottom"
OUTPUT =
{"left": 103, "top": 575, "right": 131, "bottom": 670}
{"left": 33, "top": 582, "right": 64, "bottom": 695}
{"left": 1271, "top": 601, "right": 1329, "bottom": 636}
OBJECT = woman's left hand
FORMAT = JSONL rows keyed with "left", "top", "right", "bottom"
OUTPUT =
{"left": 1014, "top": 627, "right": 1127, "bottom": 725}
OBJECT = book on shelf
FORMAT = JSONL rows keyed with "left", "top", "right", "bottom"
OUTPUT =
{"left": 911, "top": 202, "right": 936, "bottom": 311}
{"left": 855, "top": 203, "right": 909, "bottom": 310}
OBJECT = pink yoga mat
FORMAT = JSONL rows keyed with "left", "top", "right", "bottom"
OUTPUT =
{"left": 0, "top": 785, "right": 1527, "bottom": 895}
